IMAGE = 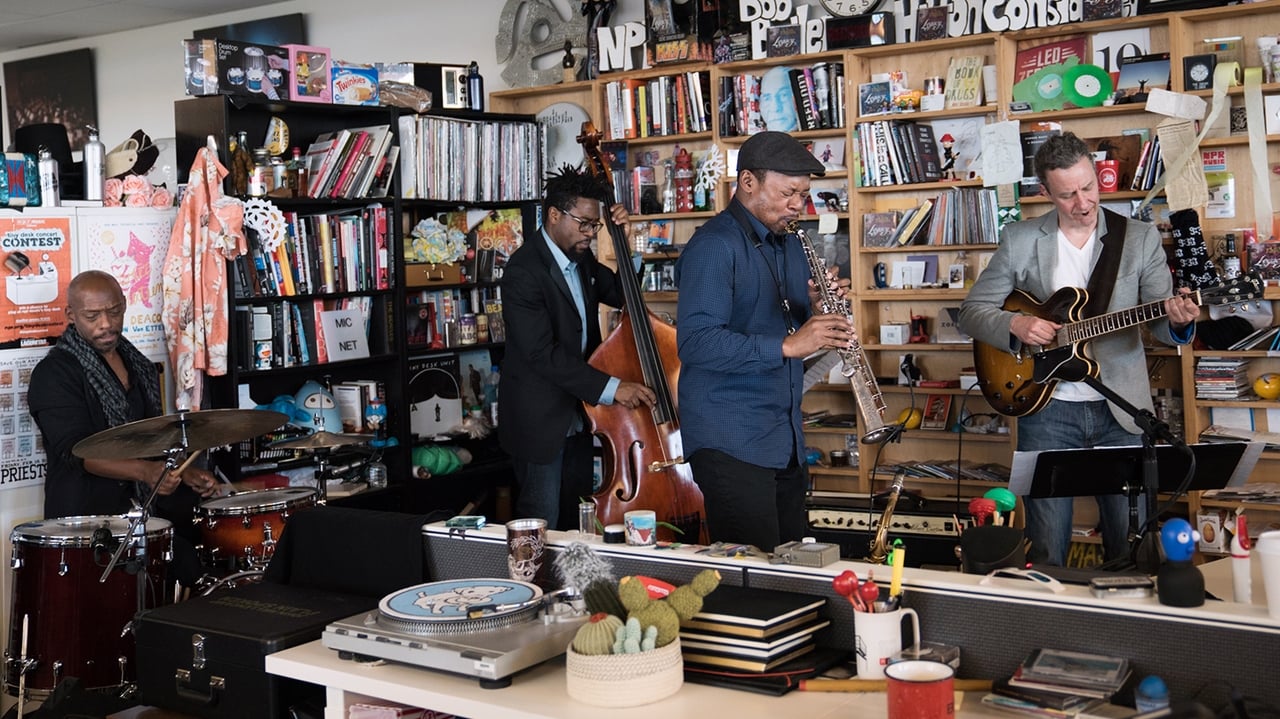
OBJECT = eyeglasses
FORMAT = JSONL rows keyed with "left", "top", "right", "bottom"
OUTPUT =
{"left": 561, "top": 209, "right": 604, "bottom": 234}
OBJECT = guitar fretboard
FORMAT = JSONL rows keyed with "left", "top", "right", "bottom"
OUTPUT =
{"left": 1062, "top": 291, "right": 1200, "bottom": 344}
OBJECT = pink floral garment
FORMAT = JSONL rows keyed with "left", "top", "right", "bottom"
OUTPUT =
{"left": 162, "top": 146, "right": 246, "bottom": 410}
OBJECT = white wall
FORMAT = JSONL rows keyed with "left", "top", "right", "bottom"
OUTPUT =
{"left": 0, "top": 0, "right": 653, "bottom": 153}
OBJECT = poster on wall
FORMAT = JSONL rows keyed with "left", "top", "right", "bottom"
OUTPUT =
{"left": 0, "top": 214, "right": 75, "bottom": 350}
{"left": 74, "top": 208, "right": 177, "bottom": 362}
{"left": 0, "top": 348, "right": 47, "bottom": 492}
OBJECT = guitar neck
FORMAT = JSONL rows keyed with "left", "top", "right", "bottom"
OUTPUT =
{"left": 1062, "top": 291, "right": 1199, "bottom": 344}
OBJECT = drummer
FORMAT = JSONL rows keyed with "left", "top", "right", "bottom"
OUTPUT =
{"left": 28, "top": 270, "right": 219, "bottom": 586}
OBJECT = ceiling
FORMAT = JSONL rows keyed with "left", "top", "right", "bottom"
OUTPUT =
{"left": 0, "top": 0, "right": 291, "bottom": 53}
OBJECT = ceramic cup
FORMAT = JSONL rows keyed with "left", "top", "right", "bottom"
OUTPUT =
{"left": 506, "top": 518, "right": 548, "bottom": 587}
{"left": 624, "top": 510, "right": 657, "bottom": 546}
{"left": 855, "top": 607, "right": 920, "bottom": 679}
{"left": 886, "top": 660, "right": 955, "bottom": 719}
{"left": 1253, "top": 530, "right": 1280, "bottom": 619}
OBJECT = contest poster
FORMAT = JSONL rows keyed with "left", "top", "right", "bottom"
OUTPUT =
{"left": 0, "top": 215, "right": 75, "bottom": 349}
{"left": 0, "top": 348, "right": 48, "bottom": 492}
{"left": 75, "top": 208, "right": 176, "bottom": 362}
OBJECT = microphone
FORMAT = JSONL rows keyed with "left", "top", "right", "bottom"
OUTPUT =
{"left": 91, "top": 526, "right": 118, "bottom": 564}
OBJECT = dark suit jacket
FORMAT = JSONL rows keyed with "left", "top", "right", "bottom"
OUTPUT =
{"left": 498, "top": 230, "right": 625, "bottom": 463}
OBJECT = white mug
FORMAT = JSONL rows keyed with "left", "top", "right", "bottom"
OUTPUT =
{"left": 855, "top": 607, "right": 920, "bottom": 679}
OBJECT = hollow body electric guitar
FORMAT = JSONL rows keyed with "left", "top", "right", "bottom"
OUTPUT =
{"left": 974, "top": 273, "right": 1262, "bottom": 417}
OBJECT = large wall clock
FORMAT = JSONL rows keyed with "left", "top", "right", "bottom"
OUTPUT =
{"left": 820, "top": 0, "right": 883, "bottom": 17}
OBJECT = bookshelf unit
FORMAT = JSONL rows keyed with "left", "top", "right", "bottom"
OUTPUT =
{"left": 175, "top": 95, "right": 407, "bottom": 482}
{"left": 494, "top": 1, "right": 1280, "bottom": 536}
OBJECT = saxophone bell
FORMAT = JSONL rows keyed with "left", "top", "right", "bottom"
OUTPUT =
{"left": 866, "top": 470, "right": 906, "bottom": 564}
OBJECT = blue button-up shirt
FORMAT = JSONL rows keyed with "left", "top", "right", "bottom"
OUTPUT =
{"left": 543, "top": 230, "right": 618, "bottom": 412}
{"left": 674, "top": 201, "right": 810, "bottom": 469}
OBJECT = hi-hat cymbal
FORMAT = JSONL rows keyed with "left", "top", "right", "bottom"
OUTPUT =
{"left": 270, "top": 430, "right": 367, "bottom": 451}
{"left": 73, "top": 409, "right": 289, "bottom": 460}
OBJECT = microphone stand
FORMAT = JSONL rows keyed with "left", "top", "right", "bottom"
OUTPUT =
{"left": 1080, "top": 375, "right": 1184, "bottom": 574}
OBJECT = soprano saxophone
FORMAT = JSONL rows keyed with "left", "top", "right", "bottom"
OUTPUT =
{"left": 867, "top": 470, "right": 905, "bottom": 563}
{"left": 792, "top": 222, "right": 895, "bottom": 444}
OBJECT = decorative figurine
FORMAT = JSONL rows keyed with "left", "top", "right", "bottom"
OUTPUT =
{"left": 1157, "top": 518, "right": 1205, "bottom": 607}
{"left": 561, "top": 40, "right": 579, "bottom": 84}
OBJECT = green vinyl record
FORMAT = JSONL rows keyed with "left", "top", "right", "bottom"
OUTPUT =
{"left": 1063, "top": 64, "right": 1114, "bottom": 108}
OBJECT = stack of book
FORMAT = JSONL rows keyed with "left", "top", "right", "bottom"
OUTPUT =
{"left": 982, "top": 648, "right": 1131, "bottom": 716}
{"left": 678, "top": 585, "right": 829, "bottom": 673}
{"left": 1194, "top": 357, "right": 1253, "bottom": 399}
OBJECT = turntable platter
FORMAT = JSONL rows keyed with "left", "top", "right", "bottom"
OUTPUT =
{"left": 377, "top": 579, "right": 545, "bottom": 635}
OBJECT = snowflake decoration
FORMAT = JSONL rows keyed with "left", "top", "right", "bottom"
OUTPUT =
{"left": 242, "top": 198, "right": 288, "bottom": 253}
{"left": 695, "top": 144, "right": 725, "bottom": 194}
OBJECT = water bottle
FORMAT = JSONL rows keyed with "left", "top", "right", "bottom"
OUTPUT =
{"left": 83, "top": 126, "right": 106, "bottom": 202}
{"left": 466, "top": 61, "right": 485, "bottom": 112}
{"left": 365, "top": 459, "right": 388, "bottom": 489}
{"left": 37, "top": 148, "right": 60, "bottom": 207}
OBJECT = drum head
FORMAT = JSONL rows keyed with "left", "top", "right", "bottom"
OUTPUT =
{"left": 10, "top": 515, "right": 173, "bottom": 546}
{"left": 198, "top": 487, "right": 317, "bottom": 516}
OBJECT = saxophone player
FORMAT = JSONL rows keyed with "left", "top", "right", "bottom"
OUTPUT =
{"left": 675, "top": 131, "right": 854, "bottom": 552}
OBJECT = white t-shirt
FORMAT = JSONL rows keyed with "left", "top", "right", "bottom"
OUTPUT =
{"left": 1050, "top": 228, "right": 1104, "bottom": 403}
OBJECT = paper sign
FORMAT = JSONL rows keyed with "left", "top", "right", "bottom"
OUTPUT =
{"left": 980, "top": 120, "right": 1023, "bottom": 186}
{"left": 320, "top": 308, "right": 370, "bottom": 361}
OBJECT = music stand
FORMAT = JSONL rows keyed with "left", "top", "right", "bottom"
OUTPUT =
{"left": 1010, "top": 441, "right": 1262, "bottom": 570}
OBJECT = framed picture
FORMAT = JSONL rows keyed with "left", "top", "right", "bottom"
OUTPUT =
{"left": 947, "top": 263, "right": 966, "bottom": 288}
{"left": 3, "top": 49, "right": 97, "bottom": 150}
{"left": 922, "top": 394, "right": 952, "bottom": 430}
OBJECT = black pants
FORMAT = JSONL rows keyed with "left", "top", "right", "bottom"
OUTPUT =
{"left": 689, "top": 448, "right": 808, "bottom": 552}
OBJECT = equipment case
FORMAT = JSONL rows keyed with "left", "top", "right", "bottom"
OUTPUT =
{"left": 135, "top": 581, "right": 376, "bottom": 719}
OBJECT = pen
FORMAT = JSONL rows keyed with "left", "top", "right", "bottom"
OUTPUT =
{"left": 889, "top": 540, "right": 905, "bottom": 599}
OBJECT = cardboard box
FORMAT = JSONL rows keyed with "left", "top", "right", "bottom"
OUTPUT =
{"left": 331, "top": 60, "right": 380, "bottom": 106}
{"left": 285, "top": 44, "right": 332, "bottom": 103}
{"left": 1197, "top": 511, "right": 1226, "bottom": 553}
{"left": 183, "top": 38, "right": 290, "bottom": 100}
{"left": 880, "top": 323, "right": 909, "bottom": 345}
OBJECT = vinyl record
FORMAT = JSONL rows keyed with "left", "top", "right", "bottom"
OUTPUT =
{"left": 1063, "top": 64, "right": 1114, "bottom": 108}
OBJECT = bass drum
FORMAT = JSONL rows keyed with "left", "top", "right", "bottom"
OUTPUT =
{"left": 5, "top": 515, "right": 173, "bottom": 697}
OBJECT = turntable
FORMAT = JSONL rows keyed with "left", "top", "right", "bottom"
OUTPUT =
{"left": 322, "top": 578, "right": 587, "bottom": 688}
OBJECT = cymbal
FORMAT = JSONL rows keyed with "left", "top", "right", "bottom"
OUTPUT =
{"left": 270, "top": 430, "right": 367, "bottom": 451}
{"left": 73, "top": 409, "right": 290, "bottom": 460}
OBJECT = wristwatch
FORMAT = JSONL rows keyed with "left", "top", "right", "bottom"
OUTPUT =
{"left": 820, "top": 0, "right": 883, "bottom": 16}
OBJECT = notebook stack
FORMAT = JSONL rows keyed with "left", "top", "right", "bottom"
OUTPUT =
{"left": 679, "top": 585, "right": 829, "bottom": 672}
{"left": 982, "top": 648, "right": 1132, "bottom": 716}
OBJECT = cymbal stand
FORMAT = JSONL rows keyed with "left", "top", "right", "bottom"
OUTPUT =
{"left": 311, "top": 447, "right": 332, "bottom": 502}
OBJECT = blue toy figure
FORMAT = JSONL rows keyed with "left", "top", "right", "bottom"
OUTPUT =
{"left": 294, "top": 379, "right": 341, "bottom": 433}
{"left": 1157, "top": 517, "right": 1204, "bottom": 607}
{"left": 1160, "top": 518, "right": 1199, "bottom": 563}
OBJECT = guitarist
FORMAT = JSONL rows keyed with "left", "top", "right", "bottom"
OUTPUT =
{"left": 958, "top": 133, "right": 1200, "bottom": 566}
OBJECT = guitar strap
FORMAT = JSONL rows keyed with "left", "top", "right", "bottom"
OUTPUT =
{"left": 1080, "top": 208, "right": 1126, "bottom": 318}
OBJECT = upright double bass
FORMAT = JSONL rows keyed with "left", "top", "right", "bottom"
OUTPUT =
{"left": 577, "top": 122, "right": 707, "bottom": 544}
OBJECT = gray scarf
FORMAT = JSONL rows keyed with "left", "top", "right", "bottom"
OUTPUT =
{"left": 55, "top": 324, "right": 161, "bottom": 428}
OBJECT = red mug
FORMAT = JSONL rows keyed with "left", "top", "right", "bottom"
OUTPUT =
{"left": 1096, "top": 160, "right": 1120, "bottom": 193}
{"left": 886, "top": 660, "right": 955, "bottom": 719}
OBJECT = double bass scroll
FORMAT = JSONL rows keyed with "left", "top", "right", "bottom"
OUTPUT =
{"left": 576, "top": 121, "right": 708, "bottom": 544}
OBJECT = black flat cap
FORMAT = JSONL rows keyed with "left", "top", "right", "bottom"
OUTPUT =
{"left": 737, "top": 131, "right": 826, "bottom": 177}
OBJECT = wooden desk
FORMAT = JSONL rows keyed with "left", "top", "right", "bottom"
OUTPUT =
{"left": 266, "top": 640, "right": 1007, "bottom": 719}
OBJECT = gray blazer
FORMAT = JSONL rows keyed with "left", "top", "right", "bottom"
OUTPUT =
{"left": 958, "top": 210, "right": 1189, "bottom": 434}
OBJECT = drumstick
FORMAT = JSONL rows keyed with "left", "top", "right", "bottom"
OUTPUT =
{"left": 173, "top": 449, "right": 204, "bottom": 475}
{"left": 17, "top": 614, "right": 28, "bottom": 719}
{"left": 799, "top": 678, "right": 992, "bottom": 692}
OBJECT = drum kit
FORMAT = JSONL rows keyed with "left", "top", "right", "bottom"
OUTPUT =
{"left": 3, "top": 407, "right": 371, "bottom": 708}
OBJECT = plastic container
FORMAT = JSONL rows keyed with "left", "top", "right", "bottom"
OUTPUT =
{"left": 1134, "top": 675, "right": 1169, "bottom": 713}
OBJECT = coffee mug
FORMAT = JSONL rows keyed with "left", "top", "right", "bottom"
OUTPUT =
{"left": 886, "top": 660, "right": 955, "bottom": 719}
{"left": 855, "top": 607, "right": 920, "bottom": 679}
{"left": 624, "top": 510, "right": 657, "bottom": 546}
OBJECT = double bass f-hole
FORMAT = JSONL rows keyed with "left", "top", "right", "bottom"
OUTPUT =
{"left": 575, "top": 121, "right": 707, "bottom": 544}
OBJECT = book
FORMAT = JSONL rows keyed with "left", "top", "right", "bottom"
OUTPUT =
{"left": 863, "top": 211, "right": 902, "bottom": 247}
{"left": 681, "top": 642, "right": 815, "bottom": 672}
{"left": 681, "top": 585, "right": 826, "bottom": 639}
{"left": 679, "top": 618, "right": 829, "bottom": 653}
{"left": 1019, "top": 122, "right": 1062, "bottom": 193}
{"left": 1016, "top": 648, "right": 1131, "bottom": 693}
{"left": 943, "top": 55, "right": 984, "bottom": 109}
{"left": 895, "top": 199, "right": 934, "bottom": 246}
{"left": 407, "top": 353, "right": 464, "bottom": 438}
{"left": 1114, "top": 52, "right": 1170, "bottom": 104}
{"left": 857, "top": 80, "right": 892, "bottom": 117}
{"left": 992, "top": 677, "right": 1101, "bottom": 711}
{"left": 915, "top": 4, "right": 950, "bottom": 41}
{"left": 305, "top": 129, "right": 353, "bottom": 199}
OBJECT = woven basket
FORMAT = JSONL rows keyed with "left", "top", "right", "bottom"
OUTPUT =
{"left": 565, "top": 637, "right": 684, "bottom": 707}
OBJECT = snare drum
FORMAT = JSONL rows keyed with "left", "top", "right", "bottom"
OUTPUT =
{"left": 5, "top": 515, "right": 173, "bottom": 697}
{"left": 197, "top": 487, "right": 317, "bottom": 569}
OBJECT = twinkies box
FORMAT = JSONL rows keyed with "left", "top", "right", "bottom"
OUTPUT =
{"left": 332, "top": 60, "right": 380, "bottom": 106}
{"left": 183, "top": 38, "right": 290, "bottom": 100}
{"left": 135, "top": 582, "right": 375, "bottom": 719}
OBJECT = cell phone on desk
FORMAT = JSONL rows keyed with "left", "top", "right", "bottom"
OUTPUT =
{"left": 445, "top": 515, "right": 486, "bottom": 529}
{"left": 1089, "top": 575, "right": 1154, "bottom": 598}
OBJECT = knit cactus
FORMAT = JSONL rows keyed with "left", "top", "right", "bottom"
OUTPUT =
{"left": 571, "top": 612, "right": 624, "bottom": 656}
{"left": 613, "top": 617, "right": 643, "bottom": 654}
{"left": 617, "top": 569, "right": 721, "bottom": 647}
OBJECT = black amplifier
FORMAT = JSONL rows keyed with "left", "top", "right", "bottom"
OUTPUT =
{"left": 806, "top": 492, "right": 967, "bottom": 568}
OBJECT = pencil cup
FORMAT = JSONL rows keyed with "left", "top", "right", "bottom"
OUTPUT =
{"left": 855, "top": 607, "right": 919, "bottom": 680}
{"left": 506, "top": 518, "right": 548, "bottom": 587}
{"left": 624, "top": 510, "right": 656, "bottom": 546}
